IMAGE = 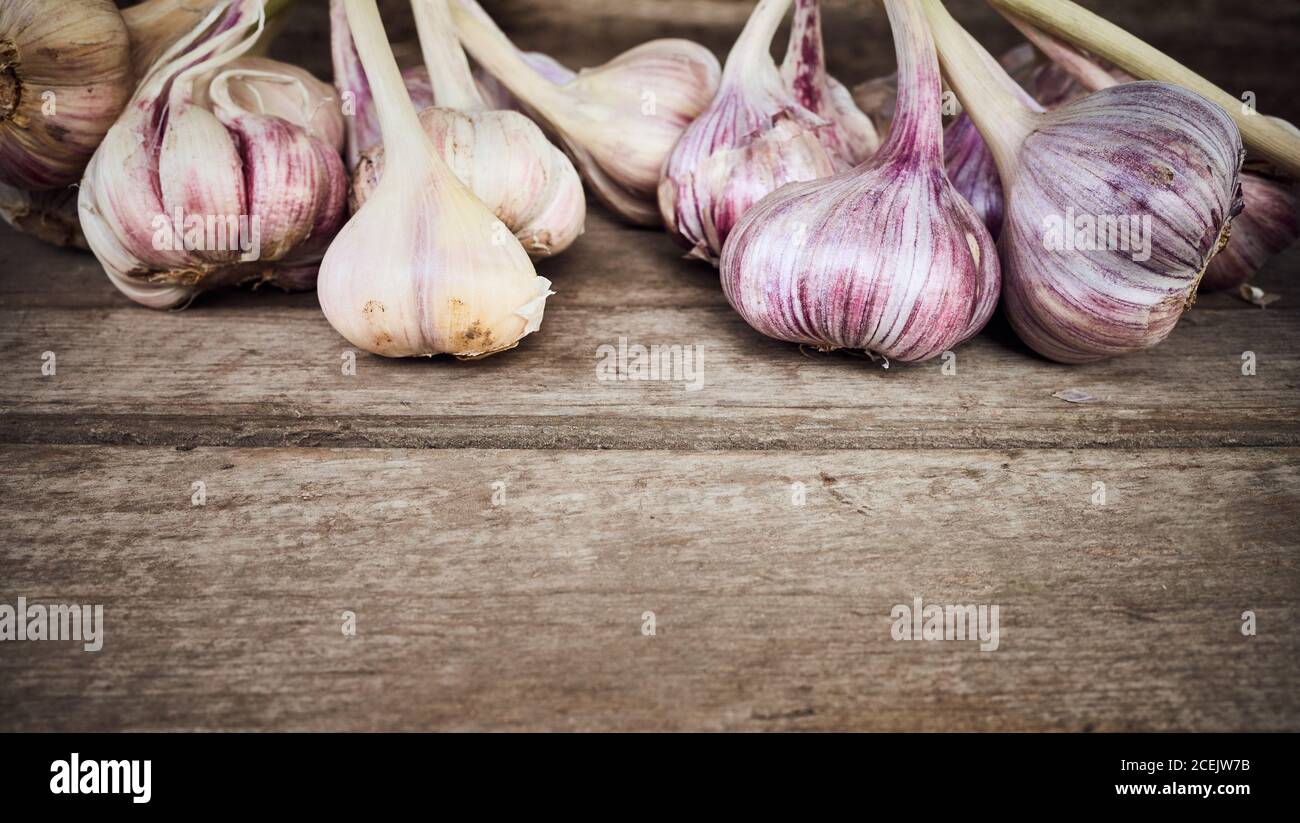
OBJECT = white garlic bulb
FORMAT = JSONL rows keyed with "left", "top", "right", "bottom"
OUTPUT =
{"left": 79, "top": 0, "right": 349, "bottom": 309}
{"left": 317, "top": 0, "right": 552, "bottom": 359}
{"left": 450, "top": 0, "right": 721, "bottom": 226}
{"left": 343, "top": 0, "right": 584, "bottom": 259}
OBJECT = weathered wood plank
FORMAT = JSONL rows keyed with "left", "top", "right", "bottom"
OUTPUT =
{"left": 1, "top": 445, "right": 1295, "bottom": 731}
{"left": 2, "top": 208, "right": 1297, "bottom": 450}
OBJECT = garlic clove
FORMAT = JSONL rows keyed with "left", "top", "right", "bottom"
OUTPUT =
{"left": 318, "top": 0, "right": 553, "bottom": 359}
{"left": 450, "top": 0, "right": 720, "bottom": 226}
{"left": 0, "top": 0, "right": 133, "bottom": 191}
{"left": 719, "top": 0, "right": 1000, "bottom": 363}
{"left": 780, "top": 0, "right": 879, "bottom": 166}
{"left": 659, "top": 0, "right": 839, "bottom": 264}
{"left": 158, "top": 105, "right": 249, "bottom": 266}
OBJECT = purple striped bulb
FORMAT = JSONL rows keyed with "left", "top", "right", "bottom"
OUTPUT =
{"left": 998, "top": 82, "right": 1243, "bottom": 362}
{"left": 658, "top": 0, "right": 839, "bottom": 264}
{"left": 718, "top": 0, "right": 1000, "bottom": 363}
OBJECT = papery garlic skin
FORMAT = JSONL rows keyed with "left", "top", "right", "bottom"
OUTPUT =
{"left": 0, "top": 0, "right": 133, "bottom": 191}
{"left": 319, "top": 0, "right": 551, "bottom": 360}
{"left": 79, "top": 1, "right": 348, "bottom": 309}
{"left": 1200, "top": 174, "right": 1299, "bottom": 291}
{"left": 658, "top": 0, "right": 838, "bottom": 264}
{"left": 999, "top": 82, "right": 1243, "bottom": 363}
{"left": 213, "top": 56, "right": 346, "bottom": 154}
{"left": 780, "top": 0, "right": 878, "bottom": 166}
{"left": 719, "top": 0, "right": 999, "bottom": 363}
{"left": 351, "top": 106, "right": 585, "bottom": 258}
{"left": 451, "top": 0, "right": 721, "bottom": 226}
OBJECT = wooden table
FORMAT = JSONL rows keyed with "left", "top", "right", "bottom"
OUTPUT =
{"left": 1, "top": 0, "right": 1297, "bottom": 731}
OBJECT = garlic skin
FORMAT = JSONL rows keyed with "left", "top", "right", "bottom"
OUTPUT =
{"left": 658, "top": 0, "right": 838, "bottom": 264}
{"left": 212, "top": 56, "right": 346, "bottom": 155}
{"left": 1201, "top": 174, "right": 1299, "bottom": 291}
{"left": 343, "top": 0, "right": 584, "bottom": 259}
{"left": 0, "top": 0, "right": 133, "bottom": 191}
{"left": 318, "top": 0, "right": 552, "bottom": 359}
{"left": 780, "top": 0, "right": 878, "bottom": 166}
{"left": 450, "top": 0, "right": 721, "bottom": 226}
{"left": 79, "top": 0, "right": 348, "bottom": 309}
{"left": 719, "top": 0, "right": 999, "bottom": 363}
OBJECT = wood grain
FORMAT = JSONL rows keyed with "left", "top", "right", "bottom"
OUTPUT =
{"left": 2, "top": 210, "right": 1297, "bottom": 451}
{"left": 1, "top": 445, "right": 1295, "bottom": 731}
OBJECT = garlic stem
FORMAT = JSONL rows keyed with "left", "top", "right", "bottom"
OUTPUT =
{"left": 877, "top": 0, "right": 944, "bottom": 166}
{"left": 986, "top": 0, "right": 1300, "bottom": 177}
{"left": 724, "top": 0, "right": 793, "bottom": 84}
{"left": 411, "top": 0, "right": 486, "bottom": 111}
{"left": 1003, "top": 16, "right": 1114, "bottom": 94}
{"left": 344, "top": 0, "right": 442, "bottom": 175}
{"left": 446, "top": 1, "right": 571, "bottom": 123}
{"left": 918, "top": 0, "right": 1034, "bottom": 182}
{"left": 783, "top": 0, "right": 827, "bottom": 102}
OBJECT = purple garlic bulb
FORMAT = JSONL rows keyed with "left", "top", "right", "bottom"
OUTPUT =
{"left": 719, "top": 0, "right": 1000, "bottom": 362}
{"left": 658, "top": 0, "right": 839, "bottom": 264}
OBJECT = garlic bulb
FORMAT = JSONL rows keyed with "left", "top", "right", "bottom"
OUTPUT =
{"left": 780, "top": 0, "right": 878, "bottom": 166}
{"left": 318, "top": 0, "right": 552, "bottom": 359}
{"left": 922, "top": 0, "right": 1243, "bottom": 364}
{"left": 0, "top": 0, "right": 132, "bottom": 191}
{"left": 79, "top": 0, "right": 349, "bottom": 309}
{"left": 346, "top": 0, "right": 584, "bottom": 259}
{"left": 449, "top": 0, "right": 721, "bottom": 226}
{"left": 719, "top": 0, "right": 1000, "bottom": 363}
{"left": 1006, "top": 17, "right": 1297, "bottom": 293}
{"left": 658, "top": 0, "right": 839, "bottom": 264}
